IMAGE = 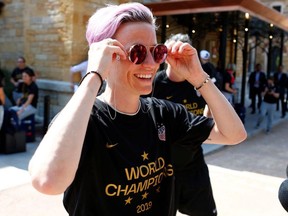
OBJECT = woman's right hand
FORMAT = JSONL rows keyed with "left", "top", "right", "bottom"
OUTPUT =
{"left": 86, "top": 39, "right": 127, "bottom": 80}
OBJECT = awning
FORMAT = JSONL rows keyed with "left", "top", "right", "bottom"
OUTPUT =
{"left": 144, "top": 0, "right": 288, "bottom": 31}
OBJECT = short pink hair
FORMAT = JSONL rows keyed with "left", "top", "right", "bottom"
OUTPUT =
{"left": 86, "top": 2, "right": 156, "bottom": 46}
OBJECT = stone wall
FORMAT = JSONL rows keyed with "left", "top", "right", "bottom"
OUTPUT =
{"left": 0, "top": 0, "right": 114, "bottom": 123}
{"left": 0, "top": 0, "right": 107, "bottom": 80}
{"left": 1, "top": 0, "right": 287, "bottom": 124}
{"left": 35, "top": 79, "right": 73, "bottom": 124}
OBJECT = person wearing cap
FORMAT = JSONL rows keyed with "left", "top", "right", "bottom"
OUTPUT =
{"left": 70, "top": 60, "right": 88, "bottom": 92}
{"left": 9, "top": 69, "right": 38, "bottom": 126}
{"left": 151, "top": 33, "right": 217, "bottom": 216}
{"left": 199, "top": 50, "right": 221, "bottom": 89}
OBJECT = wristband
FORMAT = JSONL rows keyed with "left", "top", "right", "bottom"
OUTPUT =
{"left": 194, "top": 76, "right": 211, "bottom": 91}
{"left": 79, "top": 71, "right": 103, "bottom": 91}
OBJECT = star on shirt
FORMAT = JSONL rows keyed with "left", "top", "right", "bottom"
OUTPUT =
{"left": 156, "top": 186, "right": 161, "bottom": 193}
{"left": 141, "top": 151, "right": 149, "bottom": 161}
{"left": 125, "top": 197, "right": 133, "bottom": 205}
{"left": 142, "top": 192, "right": 149, "bottom": 200}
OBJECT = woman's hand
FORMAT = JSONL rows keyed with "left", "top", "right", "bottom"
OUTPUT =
{"left": 86, "top": 39, "right": 127, "bottom": 80}
{"left": 165, "top": 40, "right": 206, "bottom": 86}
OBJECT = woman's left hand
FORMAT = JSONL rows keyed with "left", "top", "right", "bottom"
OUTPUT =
{"left": 165, "top": 41, "right": 206, "bottom": 85}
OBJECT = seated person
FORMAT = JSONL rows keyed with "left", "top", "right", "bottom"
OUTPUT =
{"left": 0, "top": 73, "right": 5, "bottom": 130}
{"left": 9, "top": 70, "right": 38, "bottom": 127}
{"left": 10, "top": 56, "right": 35, "bottom": 104}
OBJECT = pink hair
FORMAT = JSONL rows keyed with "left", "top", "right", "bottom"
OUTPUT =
{"left": 86, "top": 2, "right": 156, "bottom": 46}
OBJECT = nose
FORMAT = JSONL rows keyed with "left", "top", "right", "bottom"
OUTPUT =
{"left": 143, "top": 48, "right": 156, "bottom": 65}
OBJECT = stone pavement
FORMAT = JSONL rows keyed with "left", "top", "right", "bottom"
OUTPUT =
{"left": 0, "top": 107, "right": 287, "bottom": 216}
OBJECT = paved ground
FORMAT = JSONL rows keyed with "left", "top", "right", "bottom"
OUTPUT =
{"left": 0, "top": 106, "right": 287, "bottom": 215}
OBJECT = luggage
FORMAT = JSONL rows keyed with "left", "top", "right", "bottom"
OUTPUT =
{"left": 0, "top": 109, "right": 26, "bottom": 154}
{"left": 0, "top": 130, "right": 26, "bottom": 154}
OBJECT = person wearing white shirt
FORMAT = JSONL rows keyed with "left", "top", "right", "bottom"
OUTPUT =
{"left": 70, "top": 60, "right": 88, "bottom": 92}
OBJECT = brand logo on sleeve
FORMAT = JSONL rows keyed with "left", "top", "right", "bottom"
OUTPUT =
{"left": 106, "top": 143, "right": 119, "bottom": 148}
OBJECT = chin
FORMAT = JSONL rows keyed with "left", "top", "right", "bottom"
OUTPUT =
{"left": 140, "top": 87, "right": 152, "bottom": 96}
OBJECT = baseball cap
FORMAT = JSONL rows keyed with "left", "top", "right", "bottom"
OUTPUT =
{"left": 200, "top": 50, "right": 210, "bottom": 60}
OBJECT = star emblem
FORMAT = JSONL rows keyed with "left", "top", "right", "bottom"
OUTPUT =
{"left": 156, "top": 186, "right": 161, "bottom": 193}
{"left": 141, "top": 151, "right": 149, "bottom": 161}
{"left": 142, "top": 192, "right": 149, "bottom": 200}
{"left": 125, "top": 196, "right": 133, "bottom": 205}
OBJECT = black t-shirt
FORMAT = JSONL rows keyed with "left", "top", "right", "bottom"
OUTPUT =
{"left": 201, "top": 62, "right": 216, "bottom": 79}
{"left": 264, "top": 85, "right": 279, "bottom": 104}
{"left": 222, "top": 71, "right": 233, "bottom": 93}
{"left": 149, "top": 70, "right": 208, "bottom": 171}
{"left": 63, "top": 97, "right": 214, "bottom": 216}
{"left": 11, "top": 66, "right": 34, "bottom": 92}
{"left": 21, "top": 82, "right": 38, "bottom": 108}
{"left": 11, "top": 66, "right": 34, "bottom": 81}
{"left": 151, "top": 70, "right": 206, "bottom": 116}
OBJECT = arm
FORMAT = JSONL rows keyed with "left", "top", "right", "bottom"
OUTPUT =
{"left": 224, "top": 82, "right": 237, "bottom": 94}
{"left": 29, "top": 40, "right": 125, "bottom": 195}
{"left": 165, "top": 40, "right": 246, "bottom": 145}
{"left": 17, "top": 93, "right": 34, "bottom": 115}
{"left": 29, "top": 75, "right": 101, "bottom": 195}
{"left": 0, "top": 87, "right": 5, "bottom": 105}
{"left": 10, "top": 76, "right": 18, "bottom": 87}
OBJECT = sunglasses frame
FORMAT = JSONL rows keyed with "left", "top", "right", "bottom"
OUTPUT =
{"left": 127, "top": 44, "right": 168, "bottom": 65}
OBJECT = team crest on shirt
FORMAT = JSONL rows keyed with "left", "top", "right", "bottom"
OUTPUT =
{"left": 157, "top": 124, "right": 166, "bottom": 141}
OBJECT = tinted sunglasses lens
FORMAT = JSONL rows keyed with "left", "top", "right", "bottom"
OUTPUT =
{"left": 129, "top": 44, "right": 147, "bottom": 64}
{"left": 153, "top": 44, "right": 168, "bottom": 64}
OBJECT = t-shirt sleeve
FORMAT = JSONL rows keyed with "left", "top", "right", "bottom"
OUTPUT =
{"left": 154, "top": 98, "right": 214, "bottom": 147}
{"left": 174, "top": 115, "right": 214, "bottom": 147}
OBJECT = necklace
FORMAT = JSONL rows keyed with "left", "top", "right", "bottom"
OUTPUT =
{"left": 100, "top": 96, "right": 141, "bottom": 120}
{"left": 110, "top": 101, "right": 141, "bottom": 116}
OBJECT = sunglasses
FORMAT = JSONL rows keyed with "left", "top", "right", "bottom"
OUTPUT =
{"left": 128, "top": 44, "right": 168, "bottom": 65}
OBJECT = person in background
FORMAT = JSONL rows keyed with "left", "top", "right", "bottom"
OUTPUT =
{"left": 248, "top": 63, "right": 267, "bottom": 114}
{"left": 199, "top": 50, "right": 216, "bottom": 82}
{"left": 273, "top": 65, "right": 287, "bottom": 118}
{"left": 151, "top": 33, "right": 217, "bottom": 216}
{"left": 70, "top": 60, "right": 88, "bottom": 92}
{"left": 9, "top": 70, "right": 38, "bottom": 127}
{"left": 255, "top": 76, "right": 279, "bottom": 133}
{"left": 0, "top": 73, "right": 5, "bottom": 130}
{"left": 222, "top": 64, "right": 237, "bottom": 104}
{"left": 28, "top": 3, "right": 246, "bottom": 216}
{"left": 10, "top": 56, "right": 34, "bottom": 105}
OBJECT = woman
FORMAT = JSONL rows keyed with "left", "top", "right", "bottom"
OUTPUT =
{"left": 222, "top": 66, "right": 237, "bottom": 104}
{"left": 9, "top": 70, "right": 38, "bottom": 126}
{"left": 29, "top": 3, "right": 246, "bottom": 216}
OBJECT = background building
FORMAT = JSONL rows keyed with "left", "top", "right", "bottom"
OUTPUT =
{"left": 0, "top": 0, "right": 288, "bottom": 123}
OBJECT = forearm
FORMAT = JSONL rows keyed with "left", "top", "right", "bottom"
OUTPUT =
{"left": 0, "top": 89, "right": 5, "bottom": 105}
{"left": 10, "top": 78, "right": 17, "bottom": 86}
{"left": 197, "top": 79, "right": 246, "bottom": 144}
{"left": 225, "top": 84, "right": 236, "bottom": 93}
{"left": 29, "top": 73, "right": 101, "bottom": 195}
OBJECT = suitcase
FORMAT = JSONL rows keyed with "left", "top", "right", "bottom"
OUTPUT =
{"left": 0, "top": 110, "right": 27, "bottom": 154}
{"left": 0, "top": 130, "right": 26, "bottom": 154}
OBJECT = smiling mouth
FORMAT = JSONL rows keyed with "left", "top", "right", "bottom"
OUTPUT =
{"left": 135, "top": 74, "right": 153, "bottom": 79}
